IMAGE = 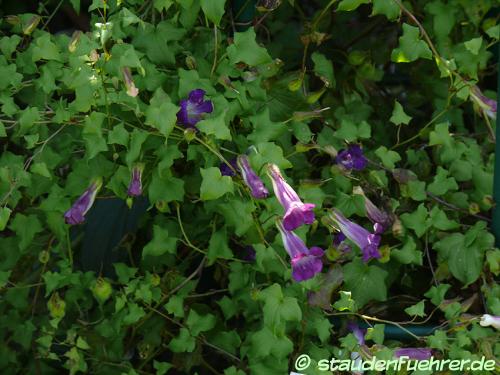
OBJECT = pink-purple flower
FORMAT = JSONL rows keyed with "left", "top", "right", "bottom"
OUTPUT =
{"left": 329, "top": 209, "right": 381, "bottom": 262}
{"left": 347, "top": 322, "right": 366, "bottom": 345}
{"left": 336, "top": 144, "right": 368, "bottom": 171}
{"left": 219, "top": 158, "right": 238, "bottom": 177}
{"left": 394, "top": 348, "right": 433, "bottom": 360}
{"left": 470, "top": 86, "right": 497, "bottom": 119}
{"left": 333, "top": 232, "right": 351, "bottom": 253}
{"left": 267, "top": 163, "right": 315, "bottom": 231}
{"left": 277, "top": 221, "right": 324, "bottom": 282}
{"left": 64, "top": 179, "right": 102, "bottom": 225}
{"left": 127, "top": 165, "right": 143, "bottom": 197}
{"left": 237, "top": 155, "right": 268, "bottom": 199}
{"left": 177, "top": 89, "right": 213, "bottom": 128}
{"left": 353, "top": 186, "right": 392, "bottom": 234}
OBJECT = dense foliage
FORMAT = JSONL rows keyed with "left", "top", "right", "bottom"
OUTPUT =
{"left": 0, "top": 0, "right": 499, "bottom": 374}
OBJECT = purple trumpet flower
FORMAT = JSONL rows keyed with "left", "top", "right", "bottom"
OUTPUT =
{"left": 353, "top": 186, "right": 392, "bottom": 234}
{"left": 177, "top": 89, "right": 214, "bottom": 128}
{"left": 329, "top": 209, "right": 381, "bottom": 262}
{"left": 471, "top": 86, "right": 497, "bottom": 119}
{"left": 394, "top": 348, "right": 433, "bottom": 360}
{"left": 127, "top": 165, "right": 143, "bottom": 197}
{"left": 219, "top": 158, "right": 238, "bottom": 177}
{"left": 336, "top": 144, "right": 368, "bottom": 171}
{"left": 347, "top": 322, "right": 366, "bottom": 345}
{"left": 64, "top": 179, "right": 102, "bottom": 225}
{"left": 277, "top": 221, "right": 324, "bottom": 282}
{"left": 267, "top": 164, "right": 315, "bottom": 231}
{"left": 237, "top": 155, "right": 268, "bottom": 199}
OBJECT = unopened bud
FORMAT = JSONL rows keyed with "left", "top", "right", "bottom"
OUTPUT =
{"left": 68, "top": 30, "right": 82, "bottom": 52}
{"left": 23, "top": 15, "right": 41, "bottom": 35}
{"left": 392, "top": 217, "right": 404, "bottom": 237}
{"left": 184, "top": 128, "right": 197, "bottom": 142}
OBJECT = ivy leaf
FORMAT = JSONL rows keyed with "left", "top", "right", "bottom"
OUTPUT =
{"left": 332, "top": 291, "right": 357, "bottom": 311}
{"left": 227, "top": 28, "right": 272, "bottom": 66}
{"left": 200, "top": 0, "right": 226, "bottom": 26}
{"left": 343, "top": 260, "right": 388, "bottom": 307}
{"left": 311, "top": 52, "right": 335, "bottom": 87}
{"left": 165, "top": 295, "right": 184, "bottom": 318}
{"left": 405, "top": 300, "right": 426, "bottom": 317}
{"left": 148, "top": 170, "right": 185, "bottom": 204}
{"left": 335, "top": 119, "right": 371, "bottom": 141}
{"left": 424, "top": 284, "right": 451, "bottom": 306}
{"left": 464, "top": 37, "right": 482, "bottom": 55}
{"left": 392, "top": 237, "right": 423, "bottom": 265}
{"left": 259, "top": 284, "right": 302, "bottom": 330}
{"left": 207, "top": 227, "right": 234, "bottom": 264}
{"left": 338, "top": 0, "right": 370, "bottom": 12}
{"left": 169, "top": 328, "right": 196, "bottom": 353}
{"left": 372, "top": 0, "right": 400, "bottom": 20}
{"left": 391, "top": 24, "right": 432, "bottom": 63}
{"left": 83, "top": 112, "right": 108, "bottom": 159}
{"left": 153, "top": 0, "right": 173, "bottom": 12}
{"left": 142, "top": 225, "right": 177, "bottom": 258}
{"left": 186, "top": 309, "right": 216, "bottom": 336}
{"left": 375, "top": 146, "right": 401, "bottom": 169}
{"left": 200, "top": 167, "right": 234, "bottom": 201}
{"left": 249, "top": 326, "right": 293, "bottom": 359}
{"left": 197, "top": 111, "right": 231, "bottom": 140}
{"left": 248, "top": 108, "right": 286, "bottom": 143}
{"left": 390, "top": 101, "right": 412, "bottom": 125}
{"left": 108, "top": 124, "right": 129, "bottom": 146}
{"left": 427, "top": 167, "right": 458, "bottom": 196}
{"left": 145, "top": 102, "right": 179, "bottom": 139}
{"left": 400, "top": 204, "right": 429, "bottom": 238}
{"left": 9, "top": 214, "right": 43, "bottom": 251}
{"left": 32, "top": 33, "right": 61, "bottom": 61}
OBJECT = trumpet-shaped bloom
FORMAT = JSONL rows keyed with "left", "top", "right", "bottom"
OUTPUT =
{"left": 121, "top": 67, "right": 139, "bottom": 97}
{"left": 237, "top": 155, "right": 268, "bottom": 199}
{"left": 347, "top": 322, "right": 366, "bottom": 345}
{"left": 336, "top": 144, "right": 368, "bottom": 171}
{"left": 268, "top": 163, "right": 315, "bottom": 231}
{"left": 64, "top": 180, "right": 101, "bottom": 225}
{"left": 277, "top": 221, "right": 324, "bottom": 282}
{"left": 353, "top": 186, "right": 392, "bottom": 233}
{"left": 177, "top": 89, "right": 213, "bottom": 128}
{"left": 329, "top": 209, "right": 381, "bottom": 262}
{"left": 333, "top": 232, "right": 351, "bottom": 253}
{"left": 394, "top": 348, "right": 432, "bottom": 360}
{"left": 471, "top": 86, "right": 497, "bottom": 119}
{"left": 479, "top": 314, "right": 500, "bottom": 330}
{"left": 127, "top": 165, "right": 143, "bottom": 196}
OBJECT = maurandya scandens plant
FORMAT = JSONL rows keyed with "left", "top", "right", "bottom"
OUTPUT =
{"left": 237, "top": 155, "right": 269, "bottom": 199}
{"left": 176, "top": 89, "right": 214, "bottom": 128}
{"left": 127, "top": 164, "right": 143, "bottom": 197}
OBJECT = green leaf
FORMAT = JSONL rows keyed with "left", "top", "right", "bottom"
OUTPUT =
{"left": 372, "top": 0, "right": 400, "bottom": 20}
{"left": 186, "top": 309, "right": 216, "bottom": 336}
{"left": 375, "top": 146, "right": 401, "bottom": 169}
{"left": 391, "top": 24, "right": 432, "bottom": 63}
{"left": 248, "top": 108, "right": 286, "bottom": 143}
{"left": 338, "top": 0, "right": 370, "bottom": 12}
{"left": 311, "top": 52, "right": 335, "bottom": 87}
{"left": 424, "top": 284, "right": 451, "bottom": 306}
{"left": 143, "top": 225, "right": 177, "bottom": 257}
{"left": 200, "top": 167, "right": 234, "bottom": 200}
{"left": 196, "top": 111, "right": 231, "bottom": 140}
{"left": 169, "top": 328, "right": 196, "bottom": 352}
{"left": 113, "top": 263, "right": 138, "bottom": 284}
{"left": 32, "top": 33, "right": 61, "bottom": 61}
{"left": 258, "top": 284, "right": 302, "bottom": 330}
{"left": 0, "top": 270, "right": 12, "bottom": 288}
{"left": 148, "top": 170, "right": 185, "bottom": 204}
{"left": 10, "top": 214, "right": 43, "bottom": 251}
{"left": 207, "top": 227, "right": 234, "bottom": 264}
{"left": 343, "top": 260, "right": 388, "bottom": 307}
{"left": 108, "top": 124, "right": 129, "bottom": 146}
{"left": 165, "top": 295, "right": 184, "bottom": 318}
{"left": 18, "top": 107, "right": 40, "bottom": 135}
{"left": 427, "top": 167, "right": 458, "bottom": 196}
{"left": 249, "top": 326, "right": 293, "bottom": 359}
{"left": 335, "top": 119, "right": 371, "bottom": 141}
{"left": 154, "top": 0, "right": 173, "bottom": 12}
{"left": 390, "top": 101, "right": 412, "bottom": 125}
{"left": 123, "top": 303, "right": 146, "bottom": 325}
{"left": 332, "top": 291, "right": 357, "bottom": 312}
{"left": 145, "top": 102, "right": 179, "bottom": 138}
{"left": 83, "top": 112, "right": 108, "bottom": 159}
{"left": 400, "top": 204, "right": 429, "bottom": 238}
{"left": 391, "top": 237, "right": 423, "bottom": 265}
{"left": 200, "top": 0, "right": 226, "bottom": 26}
{"left": 406, "top": 180, "right": 427, "bottom": 201}
{"left": 464, "top": 37, "right": 482, "bottom": 55}
{"left": 404, "top": 300, "right": 426, "bottom": 317}
{"left": 365, "top": 324, "right": 385, "bottom": 345}
{"left": 217, "top": 200, "right": 255, "bottom": 236}
{"left": 0, "top": 207, "right": 12, "bottom": 231}
{"left": 227, "top": 28, "right": 272, "bottom": 66}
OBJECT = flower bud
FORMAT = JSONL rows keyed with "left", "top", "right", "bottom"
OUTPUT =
{"left": 91, "top": 277, "right": 113, "bottom": 304}
{"left": 48, "top": 292, "right": 66, "bottom": 319}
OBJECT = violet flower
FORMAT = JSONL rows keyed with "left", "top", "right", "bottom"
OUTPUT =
{"left": 237, "top": 155, "right": 269, "bottom": 199}
{"left": 277, "top": 221, "right": 324, "bottom": 282}
{"left": 177, "top": 89, "right": 213, "bottom": 128}
{"left": 336, "top": 144, "right": 368, "bottom": 171}
{"left": 64, "top": 179, "right": 102, "bottom": 225}
{"left": 333, "top": 232, "right": 351, "bottom": 253}
{"left": 347, "top": 322, "right": 366, "bottom": 345}
{"left": 394, "top": 348, "right": 433, "bottom": 360}
{"left": 471, "top": 86, "right": 497, "bottom": 119}
{"left": 353, "top": 186, "right": 392, "bottom": 234}
{"left": 242, "top": 245, "right": 256, "bottom": 262}
{"left": 267, "top": 163, "right": 315, "bottom": 231}
{"left": 479, "top": 314, "right": 500, "bottom": 330}
{"left": 329, "top": 209, "right": 381, "bottom": 262}
{"left": 219, "top": 158, "right": 238, "bottom": 177}
{"left": 127, "top": 165, "right": 143, "bottom": 197}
